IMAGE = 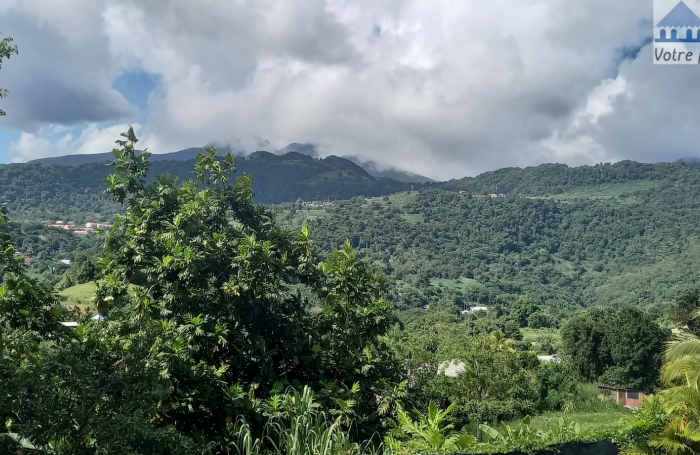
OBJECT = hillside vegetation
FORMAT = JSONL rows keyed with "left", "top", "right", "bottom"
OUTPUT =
{"left": 272, "top": 162, "right": 700, "bottom": 311}
{"left": 1, "top": 130, "right": 691, "bottom": 455}
{"left": 0, "top": 151, "right": 411, "bottom": 222}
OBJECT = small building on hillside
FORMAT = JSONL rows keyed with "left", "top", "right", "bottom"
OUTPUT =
{"left": 461, "top": 306, "right": 488, "bottom": 314}
{"left": 537, "top": 354, "right": 561, "bottom": 363}
{"left": 598, "top": 385, "right": 644, "bottom": 409}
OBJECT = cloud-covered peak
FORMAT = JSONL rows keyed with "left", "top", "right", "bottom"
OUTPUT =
{"left": 0, "top": 0, "right": 692, "bottom": 180}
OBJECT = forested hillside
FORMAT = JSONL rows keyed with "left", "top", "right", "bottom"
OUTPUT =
{"left": 0, "top": 151, "right": 411, "bottom": 222}
{"left": 439, "top": 160, "right": 696, "bottom": 195}
{"left": 272, "top": 171, "right": 700, "bottom": 311}
{"left": 8, "top": 157, "right": 700, "bottom": 311}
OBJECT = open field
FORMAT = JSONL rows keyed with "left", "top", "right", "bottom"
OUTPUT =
{"left": 430, "top": 277, "right": 485, "bottom": 292}
{"left": 521, "top": 327, "right": 561, "bottom": 343}
{"left": 59, "top": 282, "right": 97, "bottom": 314}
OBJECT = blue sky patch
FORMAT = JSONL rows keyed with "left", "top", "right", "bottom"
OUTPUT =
{"left": 0, "top": 126, "right": 22, "bottom": 162}
{"left": 112, "top": 70, "right": 161, "bottom": 114}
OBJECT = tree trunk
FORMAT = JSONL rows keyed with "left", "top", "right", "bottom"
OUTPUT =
{"left": 476, "top": 388, "right": 483, "bottom": 443}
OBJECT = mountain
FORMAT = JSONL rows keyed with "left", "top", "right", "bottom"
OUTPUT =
{"left": 276, "top": 144, "right": 435, "bottom": 183}
{"left": 344, "top": 156, "right": 435, "bottom": 183}
{"left": 29, "top": 147, "right": 214, "bottom": 166}
{"left": 29, "top": 142, "right": 436, "bottom": 184}
{"left": 678, "top": 157, "right": 700, "bottom": 167}
{"left": 2, "top": 151, "right": 413, "bottom": 222}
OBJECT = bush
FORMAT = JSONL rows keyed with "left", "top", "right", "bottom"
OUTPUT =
{"left": 536, "top": 362, "right": 578, "bottom": 412}
{"left": 527, "top": 312, "right": 555, "bottom": 329}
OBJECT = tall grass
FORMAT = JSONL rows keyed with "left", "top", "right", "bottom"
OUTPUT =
{"left": 562, "top": 383, "right": 628, "bottom": 413}
{"left": 228, "top": 387, "right": 382, "bottom": 455}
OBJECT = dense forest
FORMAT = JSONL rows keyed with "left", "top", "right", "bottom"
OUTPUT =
{"left": 271, "top": 177, "right": 700, "bottom": 312}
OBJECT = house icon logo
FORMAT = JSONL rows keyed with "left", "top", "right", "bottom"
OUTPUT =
{"left": 654, "top": 0, "right": 700, "bottom": 63}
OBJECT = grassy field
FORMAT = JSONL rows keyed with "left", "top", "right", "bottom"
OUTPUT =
{"left": 502, "top": 383, "right": 632, "bottom": 434}
{"left": 505, "top": 408, "right": 631, "bottom": 433}
{"left": 430, "top": 277, "right": 485, "bottom": 292}
{"left": 59, "top": 282, "right": 97, "bottom": 314}
{"left": 521, "top": 327, "right": 561, "bottom": 343}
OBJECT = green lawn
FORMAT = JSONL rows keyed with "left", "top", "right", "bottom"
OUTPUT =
{"left": 59, "top": 282, "right": 97, "bottom": 314}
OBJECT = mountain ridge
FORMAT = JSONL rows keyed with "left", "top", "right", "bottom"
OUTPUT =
{"left": 30, "top": 143, "right": 435, "bottom": 184}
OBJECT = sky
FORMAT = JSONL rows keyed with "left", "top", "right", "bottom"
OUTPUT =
{"left": 0, "top": 0, "right": 698, "bottom": 180}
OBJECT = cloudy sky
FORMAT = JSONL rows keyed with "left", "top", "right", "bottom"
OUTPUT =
{"left": 0, "top": 0, "right": 697, "bottom": 180}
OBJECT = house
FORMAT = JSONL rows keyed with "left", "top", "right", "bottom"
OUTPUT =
{"left": 422, "top": 304, "right": 430, "bottom": 310}
{"left": 60, "top": 322, "right": 79, "bottom": 329}
{"left": 461, "top": 306, "right": 488, "bottom": 314}
{"left": 488, "top": 193, "right": 498, "bottom": 198}
{"left": 59, "top": 259, "right": 71, "bottom": 265}
{"left": 597, "top": 385, "right": 644, "bottom": 409}
{"left": 537, "top": 354, "right": 561, "bottom": 363}
{"left": 24, "top": 257, "right": 32, "bottom": 265}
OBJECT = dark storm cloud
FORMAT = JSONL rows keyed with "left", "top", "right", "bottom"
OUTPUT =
{"left": 0, "top": 9, "right": 134, "bottom": 131}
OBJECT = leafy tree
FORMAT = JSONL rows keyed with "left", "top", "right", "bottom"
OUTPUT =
{"left": 527, "top": 312, "right": 555, "bottom": 329}
{"left": 0, "top": 206, "right": 64, "bottom": 361}
{"left": 509, "top": 297, "right": 539, "bottom": 327}
{"left": 535, "top": 334, "right": 558, "bottom": 355}
{"left": 438, "top": 331, "right": 534, "bottom": 442}
{"left": 536, "top": 362, "right": 578, "bottom": 412}
{"left": 605, "top": 307, "right": 668, "bottom": 391}
{"left": 56, "top": 251, "right": 97, "bottom": 290}
{"left": 0, "top": 32, "right": 17, "bottom": 116}
{"left": 560, "top": 311, "right": 612, "bottom": 381}
{"left": 2, "top": 128, "right": 403, "bottom": 453}
{"left": 669, "top": 291, "right": 700, "bottom": 337}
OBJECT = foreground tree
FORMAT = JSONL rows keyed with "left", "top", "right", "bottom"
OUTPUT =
{"left": 622, "top": 307, "right": 700, "bottom": 454}
{"left": 0, "top": 33, "right": 17, "bottom": 116}
{"left": 437, "top": 330, "right": 534, "bottom": 443}
{"left": 1, "top": 128, "right": 400, "bottom": 453}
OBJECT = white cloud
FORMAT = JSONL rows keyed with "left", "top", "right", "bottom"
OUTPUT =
{"left": 2, "top": 0, "right": 693, "bottom": 180}
{"left": 9, "top": 123, "right": 142, "bottom": 162}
